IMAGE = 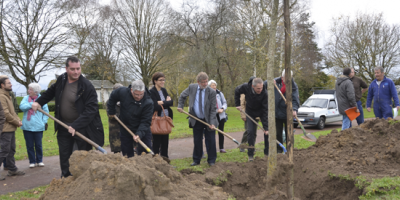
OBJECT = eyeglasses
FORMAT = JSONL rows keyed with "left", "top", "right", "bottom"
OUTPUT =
{"left": 158, "top": 79, "right": 165, "bottom": 82}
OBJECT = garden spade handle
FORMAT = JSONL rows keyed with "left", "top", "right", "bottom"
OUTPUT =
{"left": 38, "top": 108, "right": 107, "bottom": 154}
{"left": 180, "top": 110, "right": 240, "bottom": 145}
{"left": 273, "top": 82, "right": 316, "bottom": 142}
{"left": 113, "top": 116, "right": 154, "bottom": 155}
{"left": 273, "top": 83, "right": 304, "bottom": 125}
{"left": 238, "top": 109, "right": 286, "bottom": 153}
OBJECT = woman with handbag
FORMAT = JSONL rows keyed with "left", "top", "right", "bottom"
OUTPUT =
{"left": 208, "top": 80, "right": 228, "bottom": 153}
{"left": 19, "top": 83, "right": 49, "bottom": 168}
{"left": 150, "top": 72, "right": 173, "bottom": 158}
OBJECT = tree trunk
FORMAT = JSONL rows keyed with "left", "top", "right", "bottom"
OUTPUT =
{"left": 266, "top": 0, "right": 279, "bottom": 188}
{"left": 284, "top": 0, "right": 294, "bottom": 199}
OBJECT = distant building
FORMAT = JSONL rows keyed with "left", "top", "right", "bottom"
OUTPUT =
{"left": 88, "top": 80, "right": 114, "bottom": 103}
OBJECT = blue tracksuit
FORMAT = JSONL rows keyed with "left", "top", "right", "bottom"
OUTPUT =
{"left": 366, "top": 76, "right": 399, "bottom": 119}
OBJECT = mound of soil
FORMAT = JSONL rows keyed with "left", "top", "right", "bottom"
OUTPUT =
{"left": 39, "top": 119, "right": 400, "bottom": 200}
{"left": 39, "top": 151, "right": 228, "bottom": 200}
{"left": 181, "top": 118, "right": 400, "bottom": 200}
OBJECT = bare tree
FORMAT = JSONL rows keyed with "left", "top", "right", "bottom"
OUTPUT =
{"left": 0, "top": 0, "right": 68, "bottom": 90}
{"left": 324, "top": 13, "right": 400, "bottom": 82}
{"left": 63, "top": 0, "right": 100, "bottom": 58}
{"left": 81, "top": 5, "right": 122, "bottom": 106}
{"left": 113, "top": 0, "right": 173, "bottom": 87}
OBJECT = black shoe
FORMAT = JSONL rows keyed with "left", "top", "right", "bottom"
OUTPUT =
{"left": 209, "top": 163, "right": 215, "bottom": 167}
{"left": 248, "top": 156, "right": 254, "bottom": 162}
{"left": 190, "top": 162, "right": 200, "bottom": 166}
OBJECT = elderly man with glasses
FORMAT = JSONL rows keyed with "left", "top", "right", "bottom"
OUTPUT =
{"left": 107, "top": 80, "right": 154, "bottom": 158}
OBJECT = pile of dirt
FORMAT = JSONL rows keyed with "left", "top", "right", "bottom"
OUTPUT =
{"left": 39, "top": 118, "right": 400, "bottom": 200}
{"left": 39, "top": 151, "right": 228, "bottom": 200}
{"left": 181, "top": 118, "right": 400, "bottom": 200}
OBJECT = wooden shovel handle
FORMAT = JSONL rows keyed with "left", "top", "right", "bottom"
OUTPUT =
{"left": 38, "top": 108, "right": 107, "bottom": 154}
{"left": 113, "top": 116, "right": 154, "bottom": 155}
{"left": 180, "top": 110, "right": 239, "bottom": 144}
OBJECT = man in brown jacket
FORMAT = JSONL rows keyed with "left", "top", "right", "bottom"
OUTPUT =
{"left": 0, "top": 76, "right": 24, "bottom": 180}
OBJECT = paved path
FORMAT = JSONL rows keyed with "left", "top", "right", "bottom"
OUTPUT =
{"left": 0, "top": 117, "right": 390, "bottom": 194}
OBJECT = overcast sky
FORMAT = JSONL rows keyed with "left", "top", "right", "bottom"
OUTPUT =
{"left": 9, "top": 0, "right": 400, "bottom": 95}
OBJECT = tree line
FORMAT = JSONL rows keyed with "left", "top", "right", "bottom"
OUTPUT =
{"left": 1, "top": 0, "right": 399, "bottom": 106}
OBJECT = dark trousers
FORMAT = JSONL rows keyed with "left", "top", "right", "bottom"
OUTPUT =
{"left": 0, "top": 132, "right": 18, "bottom": 171}
{"left": 152, "top": 134, "right": 169, "bottom": 158}
{"left": 264, "top": 118, "right": 289, "bottom": 155}
{"left": 57, "top": 127, "right": 92, "bottom": 178}
{"left": 23, "top": 131, "right": 44, "bottom": 164}
{"left": 246, "top": 116, "right": 258, "bottom": 157}
{"left": 217, "top": 116, "right": 226, "bottom": 150}
{"left": 241, "top": 118, "right": 258, "bottom": 144}
{"left": 120, "top": 130, "right": 152, "bottom": 158}
{"left": 193, "top": 121, "right": 216, "bottom": 164}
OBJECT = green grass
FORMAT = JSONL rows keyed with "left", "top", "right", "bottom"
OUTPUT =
{"left": 363, "top": 108, "right": 376, "bottom": 119}
{"left": 171, "top": 142, "right": 267, "bottom": 172}
{"left": 359, "top": 177, "right": 400, "bottom": 200}
{"left": 0, "top": 185, "right": 48, "bottom": 200}
{"left": 294, "top": 128, "right": 340, "bottom": 149}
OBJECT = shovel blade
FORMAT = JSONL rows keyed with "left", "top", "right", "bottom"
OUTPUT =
{"left": 301, "top": 133, "right": 317, "bottom": 142}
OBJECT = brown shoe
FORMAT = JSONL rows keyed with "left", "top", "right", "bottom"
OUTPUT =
{"left": 7, "top": 170, "right": 25, "bottom": 176}
{"left": 3, "top": 167, "right": 8, "bottom": 170}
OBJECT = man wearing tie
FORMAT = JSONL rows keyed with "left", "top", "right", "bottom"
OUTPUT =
{"left": 178, "top": 72, "right": 218, "bottom": 167}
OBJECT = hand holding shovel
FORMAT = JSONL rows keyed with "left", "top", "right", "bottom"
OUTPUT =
{"left": 113, "top": 116, "right": 155, "bottom": 156}
{"left": 37, "top": 108, "right": 108, "bottom": 154}
{"left": 237, "top": 108, "right": 287, "bottom": 153}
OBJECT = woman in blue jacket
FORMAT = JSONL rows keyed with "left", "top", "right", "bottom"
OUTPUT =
{"left": 19, "top": 83, "right": 49, "bottom": 168}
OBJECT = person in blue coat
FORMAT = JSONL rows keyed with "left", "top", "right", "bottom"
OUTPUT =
{"left": 19, "top": 83, "right": 49, "bottom": 168}
{"left": 366, "top": 66, "right": 400, "bottom": 119}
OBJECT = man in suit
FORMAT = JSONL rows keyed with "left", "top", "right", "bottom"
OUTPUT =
{"left": 178, "top": 72, "right": 218, "bottom": 167}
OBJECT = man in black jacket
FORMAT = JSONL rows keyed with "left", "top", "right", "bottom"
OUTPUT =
{"left": 32, "top": 56, "right": 104, "bottom": 178}
{"left": 234, "top": 77, "right": 268, "bottom": 162}
{"left": 107, "top": 80, "right": 153, "bottom": 158}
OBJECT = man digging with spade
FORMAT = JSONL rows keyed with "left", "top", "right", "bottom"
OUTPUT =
{"left": 107, "top": 80, "right": 153, "bottom": 158}
{"left": 234, "top": 77, "right": 269, "bottom": 162}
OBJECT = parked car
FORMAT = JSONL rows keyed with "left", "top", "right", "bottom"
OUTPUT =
{"left": 294, "top": 90, "right": 341, "bottom": 129}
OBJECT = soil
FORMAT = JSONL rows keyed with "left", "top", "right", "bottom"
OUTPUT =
{"left": 39, "top": 152, "right": 228, "bottom": 200}
{"left": 39, "top": 118, "right": 400, "bottom": 199}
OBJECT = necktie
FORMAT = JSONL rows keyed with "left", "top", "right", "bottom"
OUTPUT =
{"left": 199, "top": 88, "right": 204, "bottom": 117}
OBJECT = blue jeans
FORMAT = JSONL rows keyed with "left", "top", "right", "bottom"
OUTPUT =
{"left": 23, "top": 131, "right": 43, "bottom": 164}
{"left": 356, "top": 100, "right": 364, "bottom": 125}
{"left": 342, "top": 114, "right": 351, "bottom": 130}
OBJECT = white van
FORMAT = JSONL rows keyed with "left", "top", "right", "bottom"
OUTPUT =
{"left": 294, "top": 90, "right": 341, "bottom": 129}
